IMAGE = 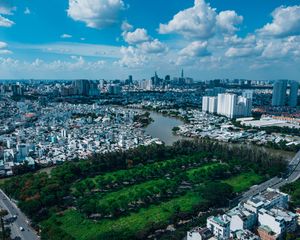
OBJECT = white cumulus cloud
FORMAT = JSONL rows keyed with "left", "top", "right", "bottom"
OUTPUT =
{"left": 123, "top": 28, "right": 150, "bottom": 44}
{"left": 118, "top": 46, "right": 147, "bottom": 67}
{"left": 258, "top": 5, "right": 300, "bottom": 37}
{"left": 180, "top": 41, "right": 210, "bottom": 57}
{"left": 67, "top": 0, "right": 124, "bottom": 29}
{"left": 216, "top": 11, "right": 243, "bottom": 34}
{"left": 225, "top": 44, "right": 263, "bottom": 58}
{"left": 158, "top": 0, "right": 242, "bottom": 39}
{"left": 139, "top": 39, "right": 167, "bottom": 54}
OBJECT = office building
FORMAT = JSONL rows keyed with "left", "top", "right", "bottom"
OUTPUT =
{"left": 272, "top": 80, "right": 287, "bottom": 106}
{"left": 73, "top": 79, "right": 90, "bottom": 96}
{"left": 108, "top": 84, "right": 121, "bottom": 95}
{"left": 289, "top": 81, "right": 299, "bottom": 107}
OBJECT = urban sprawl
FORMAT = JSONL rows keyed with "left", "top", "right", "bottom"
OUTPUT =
{"left": 1, "top": 73, "right": 300, "bottom": 240}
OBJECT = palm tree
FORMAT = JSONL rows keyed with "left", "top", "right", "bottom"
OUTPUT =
{"left": 0, "top": 208, "right": 8, "bottom": 240}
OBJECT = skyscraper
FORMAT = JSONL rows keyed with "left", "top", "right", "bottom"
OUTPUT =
{"left": 289, "top": 81, "right": 299, "bottom": 108}
{"left": 272, "top": 80, "right": 287, "bottom": 106}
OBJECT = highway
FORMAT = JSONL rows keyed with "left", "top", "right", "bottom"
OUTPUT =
{"left": 238, "top": 150, "right": 300, "bottom": 203}
{"left": 0, "top": 189, "right": 39, "bottom": 240}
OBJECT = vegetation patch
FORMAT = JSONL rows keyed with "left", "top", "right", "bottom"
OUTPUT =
{"left": 223, "top": 172, "right": 264, "bottom": 193}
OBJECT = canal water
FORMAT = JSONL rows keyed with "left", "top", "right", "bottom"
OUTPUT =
{"left": 145, "top": 111, "right": 186, "bottom": 146}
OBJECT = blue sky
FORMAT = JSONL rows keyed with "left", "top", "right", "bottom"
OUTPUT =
{"left": 0, "top": 0, "right": 300, "bottom": 80}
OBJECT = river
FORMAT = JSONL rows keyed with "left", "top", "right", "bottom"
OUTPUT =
{"left": 144, "top": 111, "right": 186, "bottom": 146}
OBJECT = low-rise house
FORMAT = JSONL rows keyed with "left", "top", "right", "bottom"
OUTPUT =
{"left": 187, "top": 227, "right": 213, "bottom": 240}
{"left": 207, "top": 215, "right": 230, "bottom": 240}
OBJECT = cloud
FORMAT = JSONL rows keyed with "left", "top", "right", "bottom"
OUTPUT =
{"left": 0, "top": 15, "right": 14, "bottom": 27}
{"left": 24, "top": 7, "right": 31, "bottom": 15}
{"left": 0, "top": 3, "right": 16, "bottom": 15}
{"left": 118, "top": 46, "right": 147, "bottom": 67}
{"left": 179, "top": 41, "right": 210, "bottom": 57}
{"left": 0, "top": 42, "right": 7, "bottom": 49}
{"left": 216, "top": 11, "right": 243, "bottom": 34}
{"left": 224, "top": 35, "right": 256, "bottom": 47}
{"left": 158, "top": 0, "right": 242, "bottom": 39}
{"left": 139, "top": 39, "right": 167, "bottom": 54}
{"left": 0, "top": 56, "right": 106, "bottom": 77}
{"left": 159, "top": 0, "right": 216, "bottom": 39}
{"left": 61, "top": 34, "right": 72, "bottom": 39}
{"left": 258, "top": 5, "right": 300, "bottom": 37}
{"left": 123, "top": 28, "right": 150, "bottom": 44}
{"left": 14, "top": 42, "right": 121, "bottom": 58}
{"left": 0, "top": 1, "right": 15, "bottom": 27}
{"left": 262, "top": 36, "right": 300, "bottom": 59}
{"left": 0, "top": 41, "right": 12, "bottom": 54}
{"left": 67, "top": 0, "right": 124, "bottom": 29}
{"left": 225, "top": 44, "right": 263, "bottom": 58}
{"left": 0, "top": 49, "right": 12, "bottom": 54}
{"left": 121, "top": 20, "right": 133, "bottom": 32}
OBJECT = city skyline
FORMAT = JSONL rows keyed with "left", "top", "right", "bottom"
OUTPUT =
{"left": 0, "top": 0, "right": 300, "bottom": 80}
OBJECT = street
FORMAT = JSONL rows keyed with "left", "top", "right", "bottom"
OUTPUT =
{"left": 0, "top": 189, "right": 39, "bottom": 240}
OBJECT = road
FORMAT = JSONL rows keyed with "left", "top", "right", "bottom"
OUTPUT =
{"left": 237, "top": 150, "right": 300, "bottom": 203}
{"left": 0, "top": 189, "right": 39, "bottom": 240}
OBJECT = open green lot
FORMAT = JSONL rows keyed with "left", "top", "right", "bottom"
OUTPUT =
{"left": 46, "top": 192, "right": 202, "bottom": 240}
{"left": 223, "top": 172, "right": 264, "bottom": 193}
{"left": 1, "top": 140, "right": 286, "bottom": 240}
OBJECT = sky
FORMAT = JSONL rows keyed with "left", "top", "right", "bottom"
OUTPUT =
{"left": 0, "top": 0, "right": 300, "bottom": 80}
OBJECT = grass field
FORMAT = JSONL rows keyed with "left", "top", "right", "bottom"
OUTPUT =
{"left": 223, "top": 172, "right": 263, "bottom": 193}
{"left": 47, "top": 192, "right": 202, "bottom": 240}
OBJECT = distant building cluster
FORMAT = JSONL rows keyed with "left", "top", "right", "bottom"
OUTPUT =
{"left": 272, "top": 80, "right": 299, "bottom": 107}
{"left": 0, "top": 102, "right": 160, "bottom": 176}
{"left": 60, "top": 79, "right": 102, "bottom": 97}
{"left": 139, "top": 70, "right": 194, "bottom": 91}
{"left": 188, "top": 188, "right": 297, "bottom": 240}
{"left": 202, "top": 93, "right": 252, "bottom": 119}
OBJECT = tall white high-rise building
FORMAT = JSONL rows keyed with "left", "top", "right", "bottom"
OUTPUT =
{"left": 208, "top": 97, "right": 218, "bottom": 113}
{"left": 217, "top": 93, "right": 252, "bottom": 119}
{"left": 272, "top": 80, "right": 287, "bottom": 106}
{"left": 202, "top": 96, "right": 218, "bottom": 113}
{"left": 289, "top": 81, "right": 299, "bottom": 108}
{"left": 217, "top": 94, "right": 236, "bottom": 118}
{"left": 202, "top": 96, "right": 209, "bottom": 112}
